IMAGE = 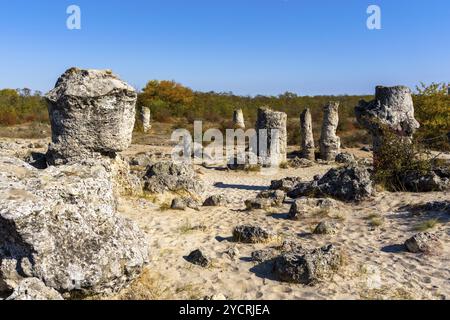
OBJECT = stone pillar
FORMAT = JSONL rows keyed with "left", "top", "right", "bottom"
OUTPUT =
{"left": 141, "top": 106, "right": 151, "bottom": 133}
{"left": 255, "top": 107, "right": 287, "bottom": 167}
{"left": 355, "top": 86, "right": 420, "bottom": 158}
{"left": 320, "top": 102, "right": 341, "bottom": 161}
{"left": 233, "top": 109, "right": 245, "bottom": 129}
{"left": 300, "top": 108, "right": 315, "bottom": 160}
{"left": 45, "top": 68, "right": 137, "bottom": 165}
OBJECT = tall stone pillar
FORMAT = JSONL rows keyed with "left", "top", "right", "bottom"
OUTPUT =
{"left": 300, "top": 108, "right": 315, "bottom": 160}
{"left": 320, "top": 102, "right": 341, "bottom": 161}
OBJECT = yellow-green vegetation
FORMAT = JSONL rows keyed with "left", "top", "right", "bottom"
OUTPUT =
{"left": 365, "top": 213, "right": 384, "bottom": 228}
{"left": 0, "top": 88, "right": 48, "bottom": 125}
{"left": 414, "top": 82, "right": 450, "bottom": 151}
{"left": 414, "top": 218, "right": 439, "bottom": 232}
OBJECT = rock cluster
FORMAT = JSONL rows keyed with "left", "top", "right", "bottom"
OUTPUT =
{"left": 320, "top": 102, "right": 341, "bottom": 161}
{"left": 5, "top": 278, "right": 64, "bottom": 301}
{"left": 0, "top": 156, "right": 149, "bottom": 297}
{"left": 45, "top": 68, "right": 137, "bottom": 165}
{"left": 288, "top": 165, "right": 373, "bottom": 202}
{"left": 245, "top": 190, "right": 286, "bottom": 210}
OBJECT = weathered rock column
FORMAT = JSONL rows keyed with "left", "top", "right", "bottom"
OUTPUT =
{"left": 256, "top": 107, "right": 287, "bottom": 166}
{"left": 355, "top": 86, "right": 420, "bottom": 157}
{"left": 141, "top": 106, "right": 151, "bottom": 133}
{"left": 45, "top": 68, "right": 137, "bottom": 165}
{"left": 320, "top": 102, "right": 341, "bottom": 161}
{"left": 300, "top": 108, "right": 315, "bottom": 160}
{"left": 233, "top": 109, "right": 245, "bottom": 129}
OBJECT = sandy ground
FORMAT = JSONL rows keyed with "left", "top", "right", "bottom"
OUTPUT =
{"left": 116, "top": 144, "right": 450, "bottom": 301}
{"left": 1, "top": 132, "right": 449, "bottom": 300}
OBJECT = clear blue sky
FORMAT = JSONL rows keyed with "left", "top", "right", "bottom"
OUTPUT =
{"left": 1, "top": 0, "right": 449, "bottom": 96}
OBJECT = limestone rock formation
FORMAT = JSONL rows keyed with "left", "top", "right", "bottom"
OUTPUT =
{"left": 203, "top": 194, "right": 229, "bottom": 207}
{"left": 355, "top": 86, "right": 420, "bottom": 157}
{"left": 335, "top": 152, "right": 355, "bottom": 164}
{"left": 255, "top": 107, "right": 287, "bottom": 167}
{"left": 0, "top": 156, "right": 149, "bottom": 297}
{"left": 141, "top": 106, "right": 151, "bottom": 133}
{"left": 233, "top": 109, "right": 245, "bottom": 129}
{"left": 320, "top": 102, "right": 341, "bottom": 161}
{"left": 6, "top": 278, "right": 64, "bottom": 301}
{"left": 45, "top": 68, "right": 137, "bottom": 165}
{"left": 186, "top": 249, "right": 211, "bottom": 268}
{"left": 300, "top": 108, "right": 315, "bottom": 160}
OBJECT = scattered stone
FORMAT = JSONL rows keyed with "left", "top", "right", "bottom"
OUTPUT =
{"left": 143, "top": 161, "right": 205, "bottom": 196}
{"left": 355, "top": 86, "right": 420, "bottom": 158}
{"left": 256, "top": 190, "right": 286, "bottom": 207}
{"left": 233, "top": 109, "right": 246, "bottom": 129}
{"left": 400, "top": 170, "right": 449, "bottom": 192}
{"left": 204, "top": 293, "right": 227, "bottom": 300}
{"left": 288, "top": 165, "right": 373, "bottom": 202}
{"left": 129, "top": 153, "right": 153, "bottom": 167}
{"left": 171, "top": 197, "right": 200, "bottom": 211}
{"left": 314, "top": 221, "right": 338, "bottom": 235}
{"left": 171, "top": 198, "right": 187, "bottom": 210}
{"left": 335, "top": 152, "right": 355, "bottom": 164}
{"left": 405, "top": 233, "right": 442, "bottom": 255}
{"left": 203, "top": 194, "right": 228, "bottom": 207}
{"left": 273, "top": 244, "right": 342, "bottom": 284}
{"left": 270, "top": 177, "right": 303, "bottom": 192}
{"left": 6, "top": 278, "right": 64, "bottom": 301}
{"left": 256, "top": 107, "right": 287, "bottom": 167}
{"left": 251, "top": 249, "right": 278, "bottom": 263}
{"left": 233, "top": 225, "right": 275, "bottom": 244}
{"left": 361, "top": 146, "right": 372, "bottom": 152}
{"left": 300, "top": 108, "right": 315, "bottom": 160}
{"left": 288, "top": 200, "right": 307, "bottom": 220}
{"left": 224, "top": 247, "right": 240, "bottom": 260}
{"left": 0, "top": 156, "right": 149, "bottom": 297}
{"left": 278, "top": 240, "right": 305, "bottom": 254}
{"left": 141, "top": 106, "right": 151, "bottom": 133}
{"left": 186, "top": 249, "right": 211, "bottom": 267}
{"left": 289, "top": 157, "right": 314, "bottom": 168}
{"left": 320, "top": 102, "right": 341, "bottom": 161}
{"left": 45, "top": 68, "right": 137, "bottom": 165}
{"left": 245, "top": 198, "right": 272, "bottom": 210}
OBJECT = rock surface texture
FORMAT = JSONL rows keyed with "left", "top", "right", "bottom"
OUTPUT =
{"left": 6, "top": 278, "right": 64, "bottom": 301}
{"left": 320, "top": 102, "right": 341, "bottom": 161}
{"left": 288, "top": 165, "right": 373, "bottom": 202}
{"left": 0, "top": 156, "right": 149, "bottom": 297}
{"left": 141, "top": 106, "right": 151, "bottom": 133}
{"left": 233, "top": 109, "right": 246, "bottom": 129}
{"left": 255, "top": 107, "right": 287, "bottom": 167}
{"left": 300, "top": 109, "right": 315, "bottom": 161}
{"left": 355, "top": 86, "right": 420, "bottom": 157}
{"left": 46, "top": 68, "right": 137, "bottom": 165}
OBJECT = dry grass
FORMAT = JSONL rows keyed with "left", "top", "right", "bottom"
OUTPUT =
{"left": 414, "top": 218, "right": 439, "bottom": 232}
{"left": 113, "top": 269, "right": 171, "bottom": 300}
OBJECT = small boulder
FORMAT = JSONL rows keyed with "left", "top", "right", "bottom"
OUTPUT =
{"left": 273, "top": 244, "right": 342, "bottom": 284}
{"left": 233, "top": 225, "right": 275, "bottom": 244}
{"left": 251, "top": 249, "right": 278, "bottom": 263}
{"left": 270, "top": 177, "right": 303, "bottom": 192}
{"left": 203, "top": 195, "right": 228, "bottom": 207}
{"left": 186, "top": 249, "right": 211, "bottom": 268}
{"left": 171, "top": 198, "right": 187, "bottom": 210}
{"left": 404, "top": 233, "right": 442, "bottom": 255}
{"left": 335, "top": 152, "right": 355, "bottom": 164}
{"left": 245, "top": 198, "right": 273, "bottom": 210}
{"left": 313, "top": 221, "right": 338, "bottom": 235}
{"left": 256, "top": 190, "right": 286, "bottom": 207}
